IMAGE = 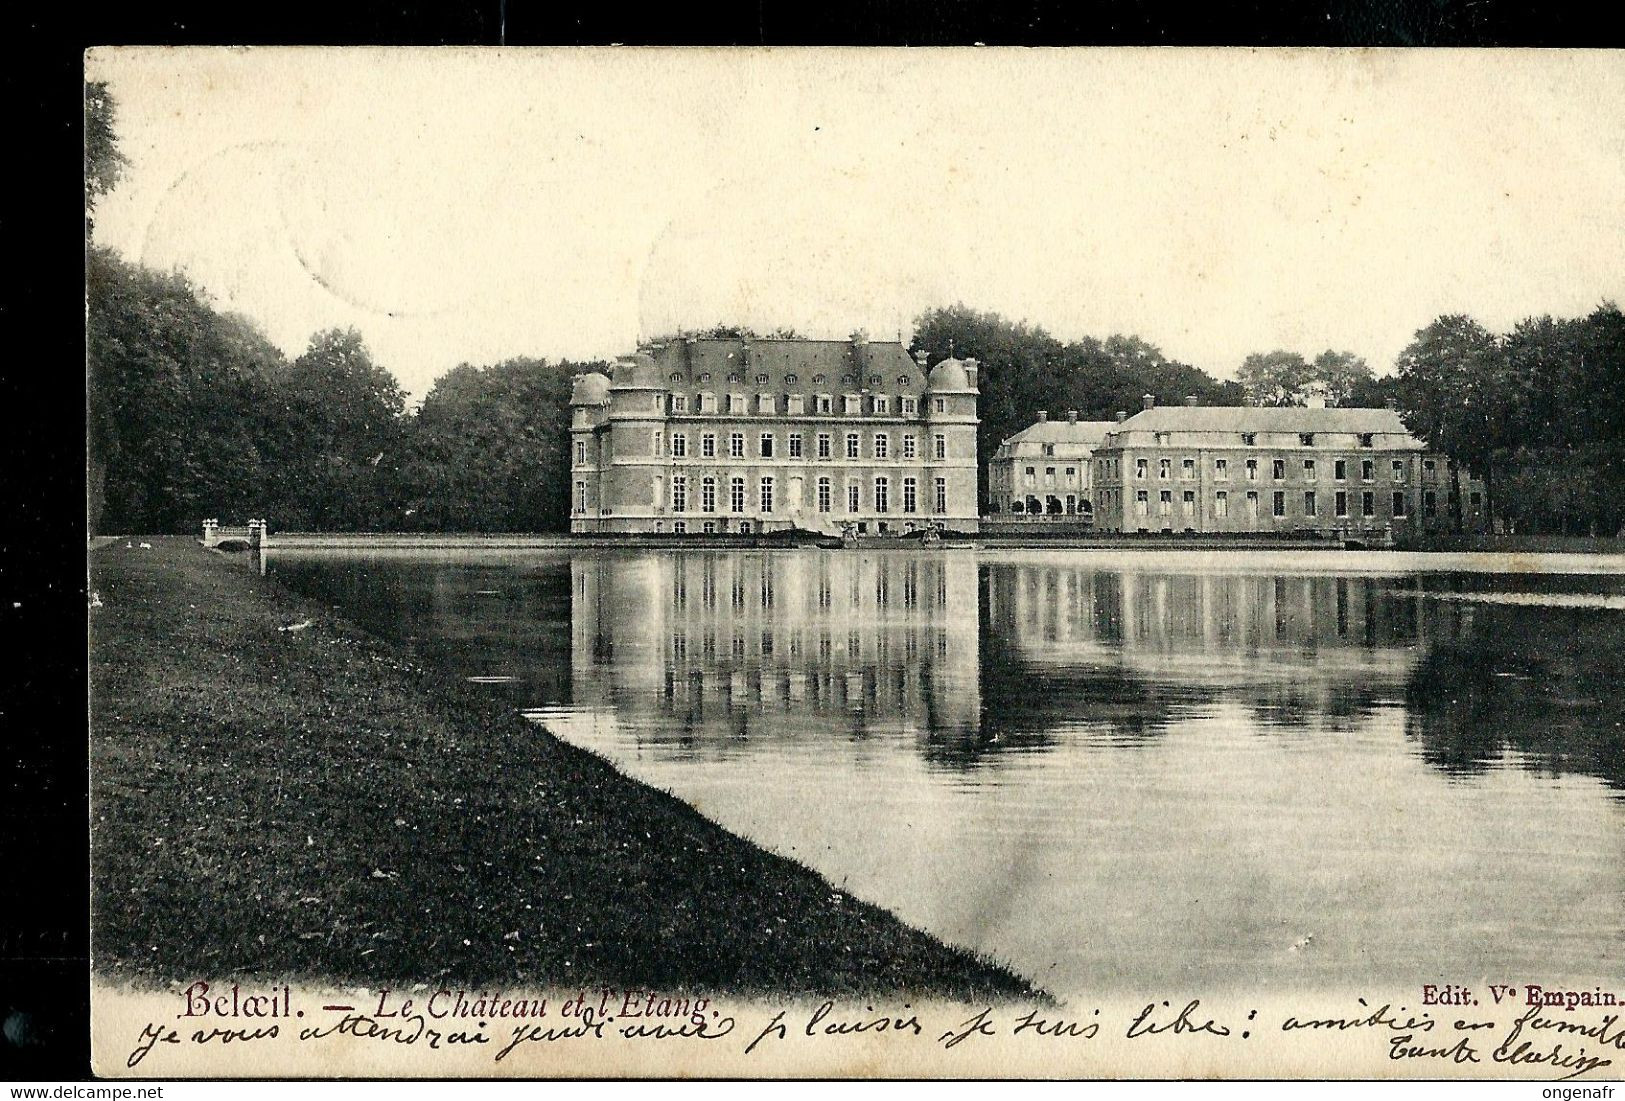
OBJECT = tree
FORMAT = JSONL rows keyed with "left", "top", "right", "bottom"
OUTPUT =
{"left": 1311, "top": 350, "right": 1374, "bottom": 406}
{"left": 84, "top": 81, "right": 129, "bottom": 236}
{"left": 1236, "top": 351, "right": 1311, "bottom": 406}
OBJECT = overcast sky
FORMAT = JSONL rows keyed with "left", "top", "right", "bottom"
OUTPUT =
{"left": 88, "top": 47, "right": 1625, "bottom": 399}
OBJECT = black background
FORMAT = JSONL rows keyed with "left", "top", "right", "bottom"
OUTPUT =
{"left": 7, "top": 0, "right": 1621, "bottom": 1081}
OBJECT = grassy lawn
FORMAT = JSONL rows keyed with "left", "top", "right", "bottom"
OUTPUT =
{"left": 89, "top": 537, "right": 1037, "bottom": 1001}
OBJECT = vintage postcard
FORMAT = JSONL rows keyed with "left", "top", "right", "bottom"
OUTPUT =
{"left": 83, "top": 46, "right": 1625, "bottom": 1080}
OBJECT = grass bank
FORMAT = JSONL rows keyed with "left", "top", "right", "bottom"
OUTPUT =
{"left": 89, "top": 538, "right": 1037, "bottom": 1001}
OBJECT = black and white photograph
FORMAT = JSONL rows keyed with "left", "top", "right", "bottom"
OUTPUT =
{"left": 78, "top": 46, "right": 1624, "bottom": 1080}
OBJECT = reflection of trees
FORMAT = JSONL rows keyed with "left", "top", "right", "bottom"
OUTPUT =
{"left": 1404, "top": 605, "right": 1625, "bottom": 792}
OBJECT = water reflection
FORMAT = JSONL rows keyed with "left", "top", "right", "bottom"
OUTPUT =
{"left": 268, "top": 548, "right": 1625, "bottom": 994}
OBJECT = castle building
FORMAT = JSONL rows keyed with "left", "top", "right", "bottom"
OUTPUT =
{"left": 986, "top": 410, "right": 1118, "bottom": 519}
{"left": 569, "top": 336, "right": 980, "bottom": 535}
{"left": 1089, "top": 396, "right": 1487, "bottom": 540}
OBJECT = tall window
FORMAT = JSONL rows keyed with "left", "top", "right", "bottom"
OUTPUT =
{"left": 1135, "top": 458, "right": 1148, "bottom": 480}
{"left": 1362, "top": 459, "right": 1375, "bottom": 482}
{"left": 934, "top": 477, "right": 947, "bottom": 514}
{"left": 874, "top": 477, "right": 889, "bottom": 513}
{"left": 1135, "top": 490, "right": 1149, "bottom": 518}
{"left": 873, "top": 396, "right": 889, "bottom": 415}
{"left": 816, "top": 394, "right": 832, "bottom": 414}
{"left": 902, "top": 435, "right": 917, "bottom": 460}
{"left": 1181, "top": 458, "right": 1196, "bottom": 480}
{"left": 729, "top": 432, "right": 745, "bottom": 458}
{"left": 1214, "top": 490, "right": 1228, "bottom": 518}
{"left": 1246, "top": 491, "right": 1259, "bottom": 519}
{"left": 759, "top": 432, "right": 774, "bottom": 458}
{"left": 1335, "top": 458, "right": 1347, "bottom": 480}
{"left": 874, "top": 433, "right": 889, "bottom": 459}
{"left": 670, "top": 394, "right": 687, "bottom": 414}
{"left": 817, "top": 432, "right": 832, "bottom": 459}
{"left": 1181, "top": 489, "right": 1195, "bottom": 517}
{"left": 846, "top": 433, "right": 860, "bottom": 460}
{"left": 1272, "top": 491, "right": 1286, "bottom": 517}
{"left": 701, "top": 432, "right": 716, "bottom": 458}
{"left": 1272, "top": 458, "right": 1286, "bottom": 480}
{"left": 1392, "top": 492, "right": 1407, "bottom": 517}
{"left": 701, "top": 477, "right": 716, "bottom": 513}
{"left": 903, "top": 477, "right": 918, "bottom": 513}
{"left": 1158, "top": 490, "right": 1172, "bottom": 516}
{"left": 1423, "top": 490, "right": 1436, "bottom": 517}
{"left": 788, "top": 432, "right": 803, "bottom": 459}
{"left": 847, "top": 483, "right": 861, "bottom": 513}
{"left": 1214, "top": 457, "right": 1228, "bottom": 480}
{"left": 1392, "top": 460, "right": 1406, "bottom": 482}
{"left": 671, "top": 432, "right": 687, "bottom": 458}
{"left": 1303, "top": 458, "right": 1316, "bottom": 480}
{"left": 671, "top": 476, "right": 687, "bottom": 513}
{"left": 1245, "top": 459, "right": 1258, "bottom": 481}
{"left": 1361, "top": 490, "right": 1375, "bottom": 517}
{"left": 1304, "top": 490, "right": 1317, "bottom": 517}
{"left": 1335, "top": 490, "right": 1348, "bottom": 517}
{"left": 1158, "top": 458, "right": 1171, "bottom": 480}
{"left": 901, "top": 397, "right": 917, "bottom": 415}
{"left": 817, "top": 477, "right": 832, "bottom": 513}
{"left": 575, "top": 481, "right": 587, "bottom": 512}
{"left": 934, "top": 398, "right": 946, "bottom": 414}
{"left": 934, "top": 433, "right": 947, "bottom": 460}
{"left": 575, "top": 440, "right": 586, "bottom": 466}
{"left": 652, "top": 430, "right": 662, "bottom": 455}
{"left": 759, "top": 476, "right": 775, "bottom": 514}
{"left": 730, "top": 477, "right": 746, "bottom": 513}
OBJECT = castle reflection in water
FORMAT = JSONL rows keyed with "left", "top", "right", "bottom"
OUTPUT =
{"left": 561, "top": 551, "right": 1623, "bottom": 790}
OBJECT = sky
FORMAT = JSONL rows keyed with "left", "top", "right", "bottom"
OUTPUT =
{"left": 87, "top": 47, "right": 1625, "bottom": 400}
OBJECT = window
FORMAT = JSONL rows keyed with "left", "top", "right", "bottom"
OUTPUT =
{"left": 1304, "top": 490, "right": 1317, "bottom": 517}
{"left": 788, "top": 432, "right": 803, "bottom": 459}
{"left": 702, "top": 521, "right": 715, "bottom": 533}
{"left": 1245, "top": 459, "right": 1259, "bottom": 481}
{"left": 1158, "top": 458, "right": 1171, "bottom": 480}
{"left": 903, "top": 477, "right": 918, "bottom": 513}
{"left": 698, "top": 392, "right": 715, "bottom": 413}
{"left": 1045, "top": 466, "right": 1056, "bottom": 485}
{"left": 575, "top": 481, "right": 587, "bottom": 512}
{"left": 846, "top": 433, "right": 860, "bottom": 460}
{"left": 1043, "top": 443, "right": 1056, "bottom": 458}
{"left": 873, "top": 396, "right": 890, "bottom": 415}
{"left": 1470, "top": 491, "right": 1483, "bottom": 507}
{"left": 701, "top": 432, "right": 716, "bottom": 458}
{"left": 730, "top": 478, "right": 746, "bottom": 513}
{"left": 701, "top": 477, "right": 716, "bottom": 513}
{"left": 1334, "top": 458, "right": 1347, "bottom": 480}
{"left": 1362, "top": 491, "right": 1375, "bottom": 517}
{"left": 817, "top": 432, "right": 831, "bottom": 460}
{"left": 729, "top": 432, "right": 745, "bottom": 458}
{"left": 728, "top": 393, "right": 745, "bottom": 414}
{"left": 934, "top": 398, "right": 946, "bottom": 414}
{"left": 874, "top": 433, "right": 889, "bottom": 460}
{"left": 671, "top": 432, "right": 687, "bottom": 458}
{"left": 1158, "top": 490, "right": 1172, "bottom": 516}
{"left": 575, "top": 440, "right": 586, "bottom": 466}
{"left": 1135, "top": 458, "right": 1148, "bottom": 479}
{"left": 1246, "top": 491, "right": 1259, "bottom": 519}
{"left": 1242, "top": 433, "right": 1257, "bottom": 446}
{"left": 1024, "top": 466, "right": 1036, "bottom": 487}
{"left": 1214, "top": 458, "right": 1228, "bottom": 480}
{"left": 755, "top": 374, "right": 770, "bottom": 385}
{"left": 669, "top": 372, "right": 683, "bottom": 383}
{"left": 843, "top": 395, "right": 861, "bottom": 415}
{"left": 1424, "top": 459, "right": 1437, "bottom": 475}
{"left": 1215, "top": 490, "right": 1228, "bottom": 518}
{"left": 1155, "top": 432, "right": 1171, "bottom": 446}
{"left": 898, "top": 375, "right": 911, "bottom": 386}
{"left": 934, "top": 434, "right": 947, "bottom": 460}
{"left": 1362, "top": 459, "right": 1375, "bottom": 482}
{"left": 786, "top": 395, "right": 804, "bottom": 416}
{"left": 753, "top": 393, "right": 772, "bottom": 415}
{"left": 1423, "top": 490, "right": 1436, "bottom": 517}
{"left": 673, "top": 521, "right": 686, "bottom": 534}
{"left": 1303, "top": 459, "right": 1316, "bottom": 480}
{"left": 1135, "top": 490, "right": 1149, "bottom": 518}
{"left": 1299, "top": 433, "right": 1315, "bottom": 447}
{"left": 1392, "top": 492, "right": 1407, "bottom": 517}
{"left": 817, "top": 477, "right": 832, "bottom": 513}
{"left": 901, "top": 397, "right": 917, "bottom": 415}
{"left": 1066, "top": 466, "right": 1077, "bottom": 480}
{"left": 847, "top": 483, "right": 860, "bottom": 513}
{"left": 1392, "top": 460, "right": 1406, "bottom": 482}
{"left": 1182, "top": 489, "right": 1195, "bottom": 517}
{"left": 671, "top": 476, "right": 687, "bottom": 513}
{"left": 759, "top": 432, "right": 774, "bottom": 458}
{"left": 934, "top": 477, "right": 947, "bottom": 514}
{"left": 874, "top": 477, "right": 889, "bottom": 513}
{"left": 902, "top": 434, "right": 917, "bottom": 460}
{"left": 1334, "top": 491, "right": 1348, "bottom": 517}
{"left": 785, "top": 373, "right": 798, "bottom": 384}
{"left": 1358, "top": 433, "right": 1374, "bottom": 448}
{"left": 652, "top": 430, "right": 663, "bottom": 455}
{"left": 1181, "top": 458, "right": 1196, "bottom": 480}
{"left": 869, "top": 375, "right": 882, "bottom": 386}
{"left": 670, "top": 394, "right": 687, "bottom": 414}
{"left": 1272, "top": 458, "right": 1286, "bottom": 480}
{"left": 759, "top": 476, "right": 775, "bottom": 513}
{"left": 816, "top": 394, "right": 833, "bottom": 414}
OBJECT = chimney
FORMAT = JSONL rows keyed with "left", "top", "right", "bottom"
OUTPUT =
{"left": 1184, "top": 395, "right": 1198, "bottom": 407}
{"left": 1036, "top": 410, "right": 1048, "bottom": 423}
{"left": 1115, "top": 410, "right": 1128, "bottom": 423}
{"left": 1142, "top": 393, "right": 1156, "bottom": 411}
{"left": 963, "top": 357, "right": 979, "bottom": 388}
{"left": 1067, "top": 410, "right": 1078, "bottom": 424}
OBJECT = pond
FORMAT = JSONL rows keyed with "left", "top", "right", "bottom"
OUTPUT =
{"left": 267, "top": 547, "right": 1625, "bottom": 999}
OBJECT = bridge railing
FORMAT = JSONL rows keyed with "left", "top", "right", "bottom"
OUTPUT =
{"left": 200, "top": 518, "right": 270, "bottom": 550}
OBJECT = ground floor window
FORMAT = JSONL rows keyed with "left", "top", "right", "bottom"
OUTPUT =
{"left": 818, "top": 477, "right": 832, "bottom": 513}
{"left": 1272, "top": 491, "right": 1286, "bottom": 517}
{"left": 848, "top": 483, "right": 861, "bottom": 513}
{"left": 1362, "top": 491, "right": 1375, "bottom": 517}
{"left": 935, "top": 478, "right": 947, "bottom": 514}
{"left": 760, "top": 477, "right": 775, "bottom": 514}
{"left": 1336, "top": 491, "right": 1348, "bottom": 517}
{"left": 1393, "top": 491, "right": 1407, "bottom": 517}
{"left": 730, "top": 477, "right": 746, "bottom": 513}
{"left": 1214, "top": 490, "right": 1227, "bottom": 518}
{"left": 673, "top": 521, "right": 687, "bottom": 533}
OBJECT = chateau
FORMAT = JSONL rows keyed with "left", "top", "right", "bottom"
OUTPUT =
{"left": 986, "top": 410, "right": 1118, "bottom": 519}
{"left": 1089, "top": 396, "right": 1487, "bottom": 538}
{"left": 570, "top": 336, "right": 980, "bottom": 535}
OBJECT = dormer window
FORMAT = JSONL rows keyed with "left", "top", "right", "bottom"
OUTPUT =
{"left": 728, "top": 373, "right": 743, "bottom": 383}
{"left": 813, "top": 374, "right": 826, "bottom": 384}
{"left": 699, "top": 372, "right": 711, "bottom": 382}
{"left": 1358, "top": 433, "right": 1374, "bottom": 448}
{"left": 897, "top": 375, "right": 911, "bottom": 385}
{"left": 869, "top": 375, "right": 883, "bottom": 386}
{"left": 841, "top": 374, "right": 856, "bottom": 386}
{"left": 755, "top": 373, "right": 770, "bottom": 384}
{"left": 785, "top": 373, "right": 798, "bottom": 383}
{"left": 1299, "top": 433, "right": 1315, "bottom": 446}
{"left": 669, "top": 372, "right": 684, "bottom": 383}
{"left": 1241, "top": 433, "right": 1258, "bottom": 446}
